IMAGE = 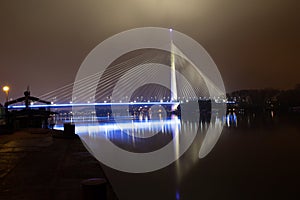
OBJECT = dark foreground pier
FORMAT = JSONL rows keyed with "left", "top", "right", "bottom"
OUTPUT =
{"left": 0, "top": 129, "right": 117, "bottom": 200}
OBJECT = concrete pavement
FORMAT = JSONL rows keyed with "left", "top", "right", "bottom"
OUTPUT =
{"left": 0, "top": 129, "right": 117, "bottom": 200}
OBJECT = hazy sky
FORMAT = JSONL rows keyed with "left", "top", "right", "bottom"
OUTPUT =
{"left": 0, "top": 0, "right": 299, "bottom": 101}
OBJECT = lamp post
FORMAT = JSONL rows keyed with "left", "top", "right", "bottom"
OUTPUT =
{"left": 3, "top": 85, "right": 10, "bottom": 103}
{"left": 2, "top": 86, "right": 10, "bottom": 126}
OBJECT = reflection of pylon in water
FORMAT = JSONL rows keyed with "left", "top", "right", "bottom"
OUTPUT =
{"left": 170, "top": 29, "right": 178, "bottom": 111}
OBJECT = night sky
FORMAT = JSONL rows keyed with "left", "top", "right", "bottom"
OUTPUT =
{"left": 0, "top": 0, "right": 299, "bottom": 102}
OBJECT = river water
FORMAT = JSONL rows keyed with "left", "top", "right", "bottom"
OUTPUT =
{"left": 55, "top": 111, "right": 300, "bottom": 199}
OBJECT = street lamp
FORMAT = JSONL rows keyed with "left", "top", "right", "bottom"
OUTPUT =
{"left": 3, "top": 85, "right": 10, "bottom": 103}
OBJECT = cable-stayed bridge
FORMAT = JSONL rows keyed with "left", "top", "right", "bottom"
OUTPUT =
{"left": 8, "top": 47, "right": 227, "bottom": 111}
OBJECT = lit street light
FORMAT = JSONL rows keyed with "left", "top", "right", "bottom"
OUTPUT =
{"left": 2, "top": 85, "right": 10, "bottom": 103}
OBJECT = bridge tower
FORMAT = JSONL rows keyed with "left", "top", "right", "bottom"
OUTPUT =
{"left": 170, "top": 29, "right": 178, "bottom": 111}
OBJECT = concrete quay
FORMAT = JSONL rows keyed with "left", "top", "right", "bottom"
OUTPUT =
{"left": 0, "top": 129, "right": 117, "bottom": 200}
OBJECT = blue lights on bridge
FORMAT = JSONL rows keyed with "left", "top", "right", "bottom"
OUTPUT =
{"left": 8, "top": 100, "right": 234, "bottom": 109}
{"left": 8, "top": 102, "right": 179, "bottom": 109}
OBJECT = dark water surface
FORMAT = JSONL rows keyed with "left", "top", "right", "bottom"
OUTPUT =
{"left": 57, "top": 113, "right": 300, "bottom": 199}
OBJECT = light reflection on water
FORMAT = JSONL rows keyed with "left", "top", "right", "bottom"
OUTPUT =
{"left": 53, "top": 111, "right": 278, "bottom": 167}
{"left": 54, "top": 114, "right": 225, "bottom": 174}
{"left": 55, "top": 115, "right": 203, "bottom": 154}
{"left": 226, "top": 112, "right": 237, "bottom": 127}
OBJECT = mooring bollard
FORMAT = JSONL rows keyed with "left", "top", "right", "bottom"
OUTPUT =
{"left": 63, "top": 123, "right": 75, "bottom": 136}
{"left": 81, "top": 178, "right": 107, "bottom": 200}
